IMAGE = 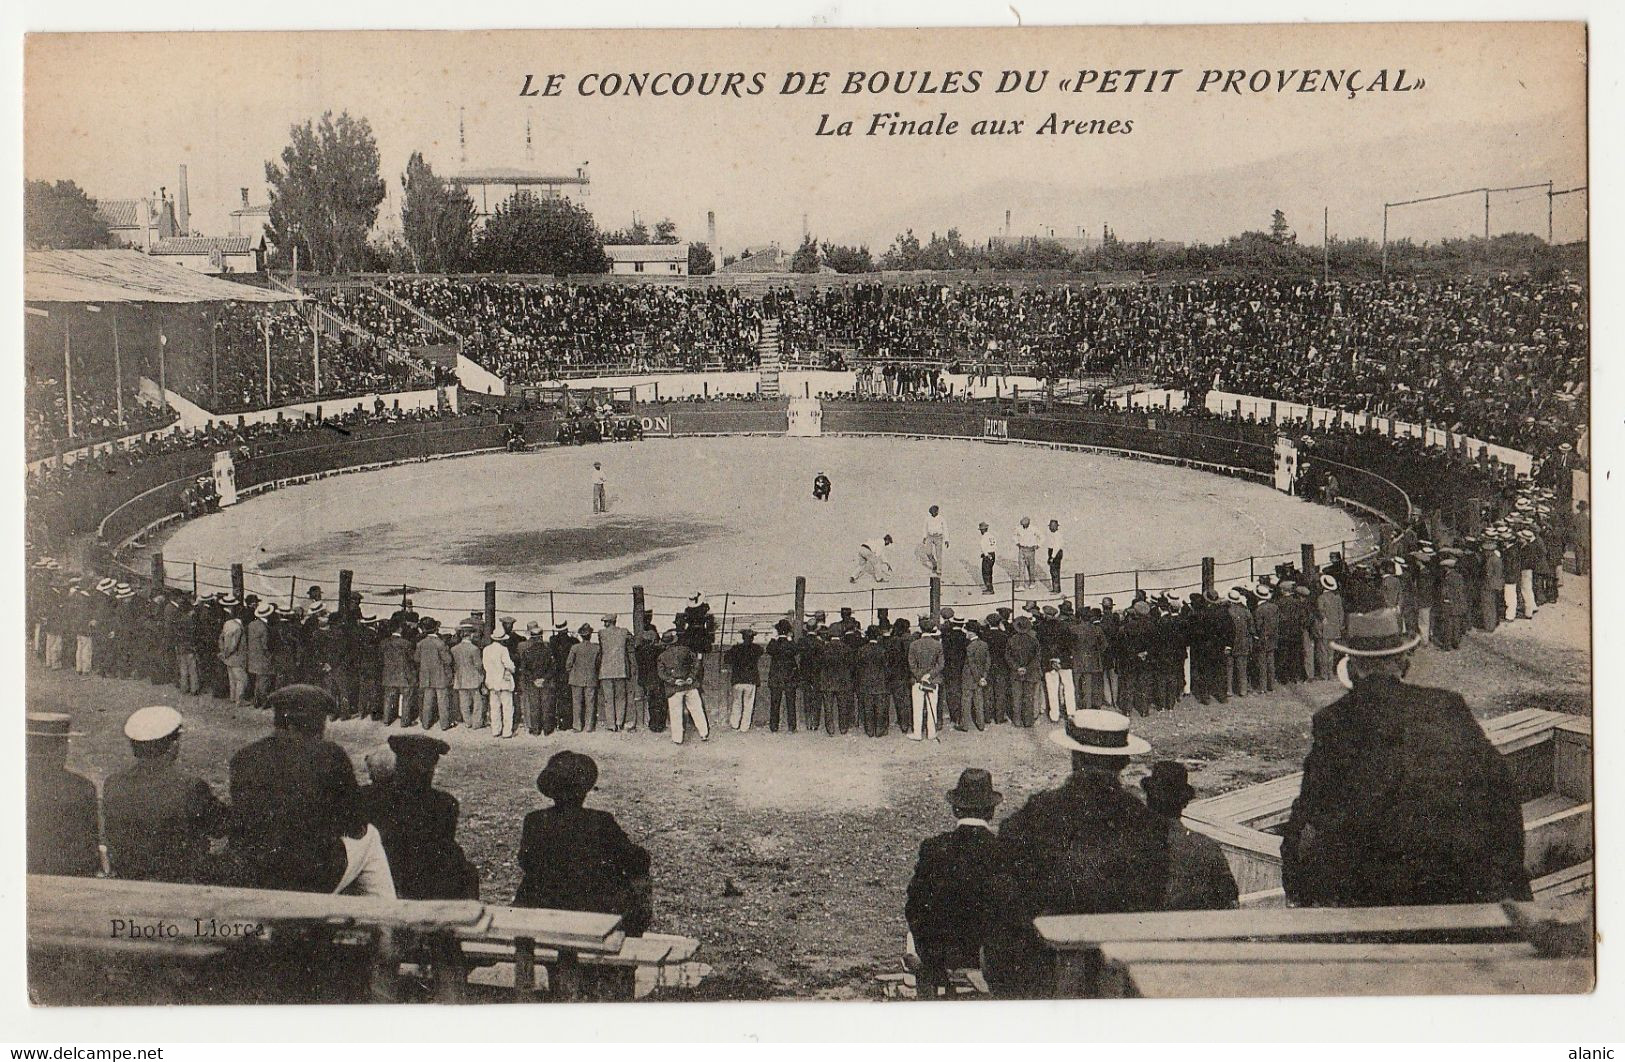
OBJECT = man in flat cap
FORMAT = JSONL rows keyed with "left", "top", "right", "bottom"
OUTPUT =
{"left": 984, "top": 710, "right": 1166, "bottom": 998}
{"left": 103, "top": 706, "right": 228, "bottom": 883}
{"left": 224, "top": 685, "right": 394, "bottom": 897}
{"left": 1281, "top": 608, "right": 1531, "bottom": 908}
{"left": 905, "top": 768, "right": 1004, "bottom": 996}
{"left": 360, "top": 735, "right": 479, "bottom": 900}
{"left": 26, "top": 713, "right": 100, "bottom": 878}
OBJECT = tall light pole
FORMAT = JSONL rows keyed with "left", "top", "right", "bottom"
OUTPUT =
{"left": 109, "top": 305, "right": 124, "bottom": 428}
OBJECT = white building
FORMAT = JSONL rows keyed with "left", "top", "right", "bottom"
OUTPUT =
{"left": 148, "top": 235, "right": 265, "bottom": 275}
{"left": 604, "top": 243, "right": 689, "bottom": 277}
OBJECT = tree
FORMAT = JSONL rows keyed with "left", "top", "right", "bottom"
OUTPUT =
{"left": 1269, "top": 209, "right": 1296, "bottom": 245}
{"left": 653, "top": 218, "right": 679, "bottom": 244}
{"left": 878, "top": 228, "right": 924, "bottom": 270}
{"left": 24, "top": 179, "right": 111, "bottom": 249}
{"left": 820, "top": 241, "right": 874, "bottom": 273}
{"left": 473, "top": 191, "right": 609, "bottom": 274}
{"left": 688, "top": 242, "right": 716, "bottom": 275}
{"left": 604, "top": 218, "right": 651, "bottom": 245}
{"left": 264, "top": 110, "right": 388, "bottom": 273}
{"left": 400, "top": 151, "right": 475, "bottom": 273}
{"left": 790, "top": 234, "right": 820, "bottom": 273}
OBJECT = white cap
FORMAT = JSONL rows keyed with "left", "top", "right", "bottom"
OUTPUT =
{"left": 124, "top": 705, "right": 183, "bottom": 742}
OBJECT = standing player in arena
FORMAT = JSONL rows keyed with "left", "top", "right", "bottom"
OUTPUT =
{"left": 812, "top": 472, "right": 832, "bottom": 502}
{"left": 591, "top": 462, "right": 608, "bottom": 514}
{"left": 920, "top": 505, "right": 948, "bottom": 575}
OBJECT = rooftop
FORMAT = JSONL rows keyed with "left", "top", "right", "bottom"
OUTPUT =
{"left": 94, "top": 198, "right": 146, "bottom": 229}
{"left": 605, "top": 243, "right": 689, "bottom": 262}
{"left": 150, "top": 236, "right": 259, "bottom": 256}
{"left": 451, "top": 168, "right": 589, "bottom": 185}
{"left": 25, "top": 250, "right": 298, "bottom": 305}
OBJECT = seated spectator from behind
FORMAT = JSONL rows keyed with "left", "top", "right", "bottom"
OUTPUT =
{"left": 224, "top": 684, "right": 395, "bottom": 897}
{"left": 103, "top": 705, "right": 228, "bottom": 884}
{"left": 1140, "top": 760, "right": 1238, "bottom": 911}
{"left": 1281, "top": 608, "right": 1531, "bottom": 907}
{"left": 360, "top": 735, "right": 480, "bottom": 900}
{"left": 25, "top": 713, "right": 100, "bottom": 877}
{"left": 514, "top": 751, "right": 652, "bottom": 935}
{"left": 905, "top": 768, "right": 1004, "bottom": 997}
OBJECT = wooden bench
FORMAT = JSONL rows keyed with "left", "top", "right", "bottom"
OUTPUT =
{"left": 26, "top": 875, "right": 705, "bottom": 1004}
{"left": 1035, "top": 897, "right": 1593, "bottom": 999}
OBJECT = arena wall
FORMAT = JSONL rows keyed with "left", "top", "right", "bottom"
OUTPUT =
{"left": 97, "top": 403, "right": 1411, "bottom": 602}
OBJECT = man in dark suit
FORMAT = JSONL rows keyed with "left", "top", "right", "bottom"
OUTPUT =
{"left": 224, "top": 685, "right": 378, "bottom": 895}
{"left": 984, "top": 711, "right": 1168, "bottom": 998}
{"left": 25, "top": 713, "right": 101, "bottom": 877}
{"left": 103, "top": 706, "right": 228, "bottom": 884}
{"left": 360, "top": 735, "right": 479, "bottom": 900}
{"left": 1141, "top": 761, "right": 1238, "bottom": 911}
{"left": 1280, "top": 608, "right": 1531, "bottom": 908}
{"left": 514, "top": 751, "right": 652, "bottom": 935}
{"left": 905, "top": 768, "right": 1004, "bottom": 997}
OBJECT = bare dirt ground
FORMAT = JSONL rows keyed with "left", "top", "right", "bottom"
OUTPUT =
{"left": 26, "top": 574, "right": 1588, "bottom": 1001}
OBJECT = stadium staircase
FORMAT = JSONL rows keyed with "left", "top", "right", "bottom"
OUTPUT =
{"left": 757, "top": 317, "right": 783, "bottom": 397}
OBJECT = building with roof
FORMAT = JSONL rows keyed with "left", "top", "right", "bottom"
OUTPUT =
{"left": 452, "top": 165, "right": 590, "bottom": 225}
{"left": 604, "top": 243, "right": 689, "bottom": 277}
{"left": 94, "top": 197, "right": 177, "bottom": 252}
{"left": 720, "top": 246, "right": 791, "bottom": 274}
{"left": 230, "top": 187, "right": 272, "bottom": 236}
{"left": 148, "top": 235, "right": 265, "bottom": 275}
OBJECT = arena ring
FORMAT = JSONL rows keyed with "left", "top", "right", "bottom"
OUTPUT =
{"left": 100, "top": 400, "right": 1409, "bottom": 635}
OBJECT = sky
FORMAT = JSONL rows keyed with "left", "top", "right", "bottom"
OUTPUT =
{"left": 24, "top": 23, "right": 1588, "bottom": 255}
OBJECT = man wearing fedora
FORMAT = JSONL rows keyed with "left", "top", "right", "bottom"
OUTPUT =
{"left": 515, "top": 751, "right": 652, "bottom": 935}
{"left": 1003, "top": 614, "right": 1042, "bottom": 727}
{"left": 26, "top": 713, "right": 101, "bottom": 877}
{"left": 907, "top": 616, "right": 945, "bottom": 742}
{"left": 103, "top": 706, "right": 228, "bottom": 884}
{"left": 1280, "top": 608, "right": 1531, "bottom": 908}
{"left": 984, "top": 710, "right": 1167, "bottom": 998}
{"left": 905, "top": 768, "right": 1004, "bottom": 997}
{"left": 360, "top": 735, "right": 480, "bottom": 900}
{"left": 1141, "top": 761, "right": 1238, "bottom": 911}
{"left": 724, "top": 627, "right": 764, "bottom": 732}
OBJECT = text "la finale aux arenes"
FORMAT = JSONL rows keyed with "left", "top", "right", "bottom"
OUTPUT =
{"left": 519, "top": 67, "right": 1427, "bottom": 100}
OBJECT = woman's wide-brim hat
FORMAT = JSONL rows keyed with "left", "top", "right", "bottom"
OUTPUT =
{"left": 536, "top": 750, "right": 598, "bottom": 800}
{"left": 1048, "top": 709, "right": 1150, "bottom": 756}
{"left": 1329, "top": 607, "right": 1422, "bottom": 657}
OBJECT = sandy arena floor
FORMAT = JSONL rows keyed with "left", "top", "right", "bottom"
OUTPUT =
{"left": 158, "top": 436, "right": 1365, "bottom": 628}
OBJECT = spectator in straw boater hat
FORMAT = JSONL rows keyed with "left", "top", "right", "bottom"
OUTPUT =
{"left": 984, "top": 710, "right": 1168, "bottom": 999}
{"left": 1280, "top": 607, "right": 1530, "bottom": 909}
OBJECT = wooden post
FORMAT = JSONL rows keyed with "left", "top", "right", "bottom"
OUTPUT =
{"left": 1073, "top": 571, "right": 1085, "bottom": 612}
{"left": 192, "top": 562, "right": 199, "bottom": 598}
{"left": 288, "top": 575, "right": 297, "bottom": 608}
{"left": 1249, "top": 556, "right": 1256, "bottom": 579}
{"left": 929, "top": 577, "right": 942, "bottom": 618}
{"left": 150, "top": 552, "right": 165, "bottom": 591}
{"left": 512, "top": 936, "right": 537, "bottom": 997}
{"left": 230, "top": 563, "right": 245, "bottom": 601}
{"left": 549, "top": 590, "right": 557, "bottom": 628}
{"left": 719, "top": 592, "right": 730, "bottom": 642}
{"left": 1301, "top": 543, "right": 1317, "bottom": 578}
{"left": 484, "top": 580, "right": 497, "bottom": 633}
{"left": 632, "top": 586, "right": 646, "bottom": 636}
{"left": 792, "top": 576, "right": 806, "bottom": 637}
{"left": 1201, "top": 557, "right": 1215, "bottom": 595}
{"left": 338, "top": 570, "right": 354, "bottom": 616}
{"left": 870, "top": 588, "right": 877, "bottom": 626}
{"left": 1133, "top": 570, "right": 1141, "bottom": 593}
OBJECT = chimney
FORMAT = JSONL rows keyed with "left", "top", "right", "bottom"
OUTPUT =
{"left": 802, "top": 213, "right": 809, "bottom": 241}
{"left": 177, "top": 165, "right": 190, "bottom": 235}
{"left": 1005, "top": 209, "right": 1011, "bottom": 237}
{"left": 241, "top": 188, "right": 250, "bottom": 209}
{"left": 707, "top": 210, "right": 717, "bottom": 254}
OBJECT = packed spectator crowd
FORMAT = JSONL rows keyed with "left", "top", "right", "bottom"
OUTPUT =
{"left": 375, "top": 277, "right": 763, "bottom": 379}
{"left": 192, "top": 306, "right": 444, "bottom": 415}
{"left": 285, "top": 273, "right": 1587, "bottom": 459}
{"left": 26, "top": 371, "right": 179, "bottom": 458}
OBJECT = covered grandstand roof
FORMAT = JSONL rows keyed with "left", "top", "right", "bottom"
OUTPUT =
{"left": 24, "top": 249, "right": 299, "bottom": 305}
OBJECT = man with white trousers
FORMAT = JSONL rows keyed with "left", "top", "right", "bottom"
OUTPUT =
{"left": 482, "top": 632, "right": 517, "bottom": 738}
{"left": 908, "top": 617, "right": 945, "bottom": 742}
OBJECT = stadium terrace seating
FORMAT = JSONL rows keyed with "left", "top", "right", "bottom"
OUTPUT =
{"left": 316, "top": 275, "right": 1585, "bottom": 457}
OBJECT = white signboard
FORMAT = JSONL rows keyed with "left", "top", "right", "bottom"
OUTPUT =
{"left": 786, "top": 398, "right": 823, "bottom": 437}
{"left": 1273, "top": 436, "right": 1298, "bottom": 495}
{"left": 212, "top": 449, "right": 239, "bottom": 507}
